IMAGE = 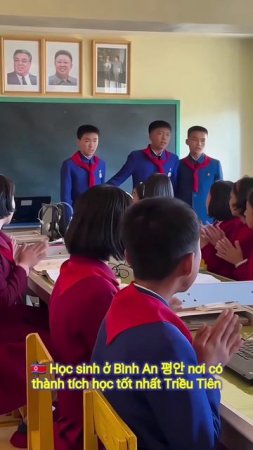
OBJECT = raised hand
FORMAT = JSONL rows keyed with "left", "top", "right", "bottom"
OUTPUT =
{"left": 216, "top": 238, "right": 243, "bottom": 265}
{"left": 194, "top": 309, "right": 242, "bottom": 368}
{"left": 204, "top": 224, "right": 225, "bottom": 247}
{"left": 17, "top": 240, "right": 48, "bottom": 273}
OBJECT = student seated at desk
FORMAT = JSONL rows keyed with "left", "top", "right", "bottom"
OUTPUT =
{"left": 0, "top": 175, "right": 49, "bottom": 447}
{"left": 132, "top": 182, "right": 145, "bottom": 203}
{"left": 132, "top": 173, "right": 174, "bottom": 203}
{"left": 143, "top": 173, "right": 174, "bottom": 198}
{"left": 49, "top": 185, "right": 131, "bottom": 450}
{"left": 92, "top": 198, "right": 242, "bottom": 450}
{"left": 202, "top": 177, "right": 253, "bottom": 280}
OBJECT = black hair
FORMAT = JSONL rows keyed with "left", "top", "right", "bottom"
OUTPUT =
{"left": 144, "top": 173, "right": 174, "bottom": 199}
{"left": 232, "top": 177, "right": 253, "bottom": 216}
{"left": 65, "top": 185, "right": 132, "bottom": 261}
{"left": 76, "top": 125, "right": 100, "bottom": 140}
{"left": 0, "top": 174, "right": 15, "bottom": 219}
{"left": 54, "top": 50, "right": 73, "bottom": 62}
{"left": 133, "top": 183, "right": 145, "bottom": 200}
{"left": 148, "top": 121, "right": 171, "bottom": 134}
{"left": 187, "top": 126, "right": 208, "bottom": 137}
{"left": 247, "top": 189, "right": 253, "bottom": 208}
{"left": 13, "top": 49, "right": 32, "bottom": 61}
{"left": 208, "top": 180, "right": 233, "bottom": 221}
{"left": 122, "top": 197, "right": 200, "bottom": 281}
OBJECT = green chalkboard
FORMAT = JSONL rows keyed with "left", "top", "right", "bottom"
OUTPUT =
{"left": 0, "top": 98, "right": 180, "bottom": 200}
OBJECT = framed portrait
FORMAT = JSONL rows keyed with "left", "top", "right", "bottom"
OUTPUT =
{"left": 93, "top": 40, "right": 131, "bottom": 96}
{"left": 1, "top": 38, "right": 41, "bottom": 93}
{"left": 45, "top": 40, "right": 82, "bottom": 94}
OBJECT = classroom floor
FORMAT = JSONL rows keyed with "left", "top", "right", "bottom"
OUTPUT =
{"left": 0, "top": 426, "right": 26, "bottom": 450}
{"left": 0, "top": 414, "right": 27, "bottom": 450}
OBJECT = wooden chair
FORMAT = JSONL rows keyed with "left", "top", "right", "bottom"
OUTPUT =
{"left": 26, "top": 333, "right": 54, "bottom": 450}
{"left": 83, "top": 390, "right": 137, "bottom": 450}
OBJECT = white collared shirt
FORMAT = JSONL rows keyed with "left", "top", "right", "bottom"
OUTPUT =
{"left": 16, "top": 74, "right": 32, "bottom": 86}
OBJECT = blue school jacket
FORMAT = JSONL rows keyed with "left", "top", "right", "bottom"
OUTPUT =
{"left": 107, "top": 147, "right": 179, "bottom": 190}
{"left": 60, "top": 152, "right": 106, "bottom": 207}
{"left": 176, "top": 154, "right": 223, "bottom": 224}
{"left": 92, "top": 284, "right": 221, "bottom": 450}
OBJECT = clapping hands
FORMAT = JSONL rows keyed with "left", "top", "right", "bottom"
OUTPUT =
{"left": 194, "top": 309, "right": 242, "bottom": 369}
{"left": 215, "top": 238, "right": 243, "bottom": 265}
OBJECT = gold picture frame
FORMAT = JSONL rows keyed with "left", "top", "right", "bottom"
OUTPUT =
{"left": 44, "top": 38, "right": 82, "bottom": 95}
{"left": 93, "top": 40, "right": 131, "bottom": 97}
{"left": 1, "top": 37, "right": 42, "bottom": 94}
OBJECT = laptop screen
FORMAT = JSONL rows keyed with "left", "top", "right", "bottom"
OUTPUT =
{"left": 12, "top": 196, "right": 51, "bottom": 223}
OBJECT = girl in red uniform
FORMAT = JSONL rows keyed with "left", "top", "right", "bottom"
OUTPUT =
{"left": 0, "top": 175, "right": 49, "bottom": 447}
{"left": 202, "top": 177, "right": 253, "bottom": 279}
{"left": 50, "top": 185, "right": 131, "bottom": 450}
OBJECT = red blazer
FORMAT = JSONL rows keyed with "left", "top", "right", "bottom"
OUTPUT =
{"left": 0, "top": 230, "right": 50, "bottom": 414}
{"left": 202, "top": 218, "right": 253, "bottom": 280}
{"left": 49, "top": 256, "right": 119, "bottom": 450}
{"left": 0, "top": 230, "right": 27, "bottom": 308}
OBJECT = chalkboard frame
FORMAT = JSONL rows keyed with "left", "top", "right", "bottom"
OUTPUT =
{"left": 0, "top": 97, "right": 180, "bottom": 155}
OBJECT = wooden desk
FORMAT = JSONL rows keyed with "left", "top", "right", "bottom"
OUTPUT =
{"left": 220, "top": 367, "right": 253, "bottom": 449}
{"left": 28, "top": 271, "right": 53, "bottom": 304}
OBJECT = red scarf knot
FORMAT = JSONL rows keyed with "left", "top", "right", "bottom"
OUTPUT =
{"left": 143, "top": 146, "right": 171, "bottom": 174}
{"left": 71, "top": 151, "right": 100, "bottom": 188}
{"left": 183, "top": 155, "right": 211, "bottom": 192}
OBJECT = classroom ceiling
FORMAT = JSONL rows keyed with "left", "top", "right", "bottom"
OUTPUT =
{"left": 0, "top": 15, "right": 253, "bottom": 36}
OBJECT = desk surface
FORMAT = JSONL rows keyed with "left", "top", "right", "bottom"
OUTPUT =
{"left": 28, "top": 271, "right": 53, "bottom": 303}
{"left": 220, "top": 326, "right": 253, "bottom": 442}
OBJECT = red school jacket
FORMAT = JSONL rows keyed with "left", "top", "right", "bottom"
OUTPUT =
{"left": 49, "top": 256, "right": 119, "bottom": 450}
{"left": 0, "top": 230, "right": 50, "bottom": 414}
{"left": 202, "top": 218, "right": 253, "bottom": 280}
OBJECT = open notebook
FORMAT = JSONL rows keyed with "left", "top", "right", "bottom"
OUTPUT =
{"left": 33, "top": 257, "right": 67, "bottom": 284}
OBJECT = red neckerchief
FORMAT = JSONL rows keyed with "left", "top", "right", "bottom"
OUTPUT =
{"left": 143, "top": 146, "right": 171, "bottom": 174}
{"left": 182, "top": 155, "right": 211, "bottom": 192}
{"left": 0, "top": 231, "right": 14, "bottom": 263}
{"left": 71, "top": 151, "right": 100, "bottom": 188}
{"left": 106, "top": 283, "right": 192, "bottom": 344}
{"left": 54, "top": 256, "right": 119, "bottom": 297}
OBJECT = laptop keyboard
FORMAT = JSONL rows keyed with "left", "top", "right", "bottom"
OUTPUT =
{"left": 237, "top": 341, "right": 253, "bottom": 360}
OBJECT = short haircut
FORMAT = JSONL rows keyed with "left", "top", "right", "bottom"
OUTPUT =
{"left": 122, "top": 198, "right": 200, "bottom": 281}
{"left": 247, "top": 189, "right": 253, "bottom": 208}
{"left": 77, "top": 125, "right": 100, "bottom": 140}
{"left": 55, "top": 50, "right": 73, "bottom": 62}
{"left": 208, "top": 180, "right": 233, "bottom": 221}
{"left": 144, "top": 173, "right": 174, "bottom": 199}
{"left": 0, "top": 174, "right": 15, "bottom": 219}
{"left": 133, "top": 182, "right": 145, "bottom": 200}
{"left": 13, "top": 49, "right": 32, "bottom": 62}
{"left": 148, "top": 121, "right": 171, "bottom": 134}
{"left": 65, "top": 185, "right": 132, "bottom": 261}
{"left": 188, "top": 126, "right": 208, "bottom": 137}
{"left": 232, "top": 177, "right": 253, "bottom": 216}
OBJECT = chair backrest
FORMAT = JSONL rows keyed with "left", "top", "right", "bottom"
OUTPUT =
{"left": 83, "top": 390, "right": 137, "bottom": 450}
{"left": 26, "top": 333, "right": 54, "bottom": 450}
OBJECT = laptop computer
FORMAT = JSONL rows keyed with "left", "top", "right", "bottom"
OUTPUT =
{"left": 11, "top": 196, "right": 51, "bottom": 227}
{"left": 226, "top": 335, "right": 253, "bottom": 382}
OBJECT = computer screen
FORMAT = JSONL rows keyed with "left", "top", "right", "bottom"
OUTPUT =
{"left": 12, "top": 196, "right": 51, "bottom": 224}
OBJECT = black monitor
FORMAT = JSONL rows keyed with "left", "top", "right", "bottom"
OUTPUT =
{"left": 12, "top": 196, "right": 51, "bottom": 224}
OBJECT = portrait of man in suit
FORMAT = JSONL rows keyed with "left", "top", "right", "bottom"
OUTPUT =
{"left": 48, "top": 50, "right": 77, "bottom": 86}
{"left": 7, "top": 49, "right": 37, "bottom": 85}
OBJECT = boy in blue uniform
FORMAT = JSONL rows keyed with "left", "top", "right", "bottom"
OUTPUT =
{"left": 60, "top": 124, "right": 106, "bottom": 208}
{"left": 107, "top": 120, "right": 179, "bottom": 190}
{"left": 92, "top": 198, "right": 241, "bottom": 450}
{"left": 176, "top": 126, "right": 223, "bottom": 224}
